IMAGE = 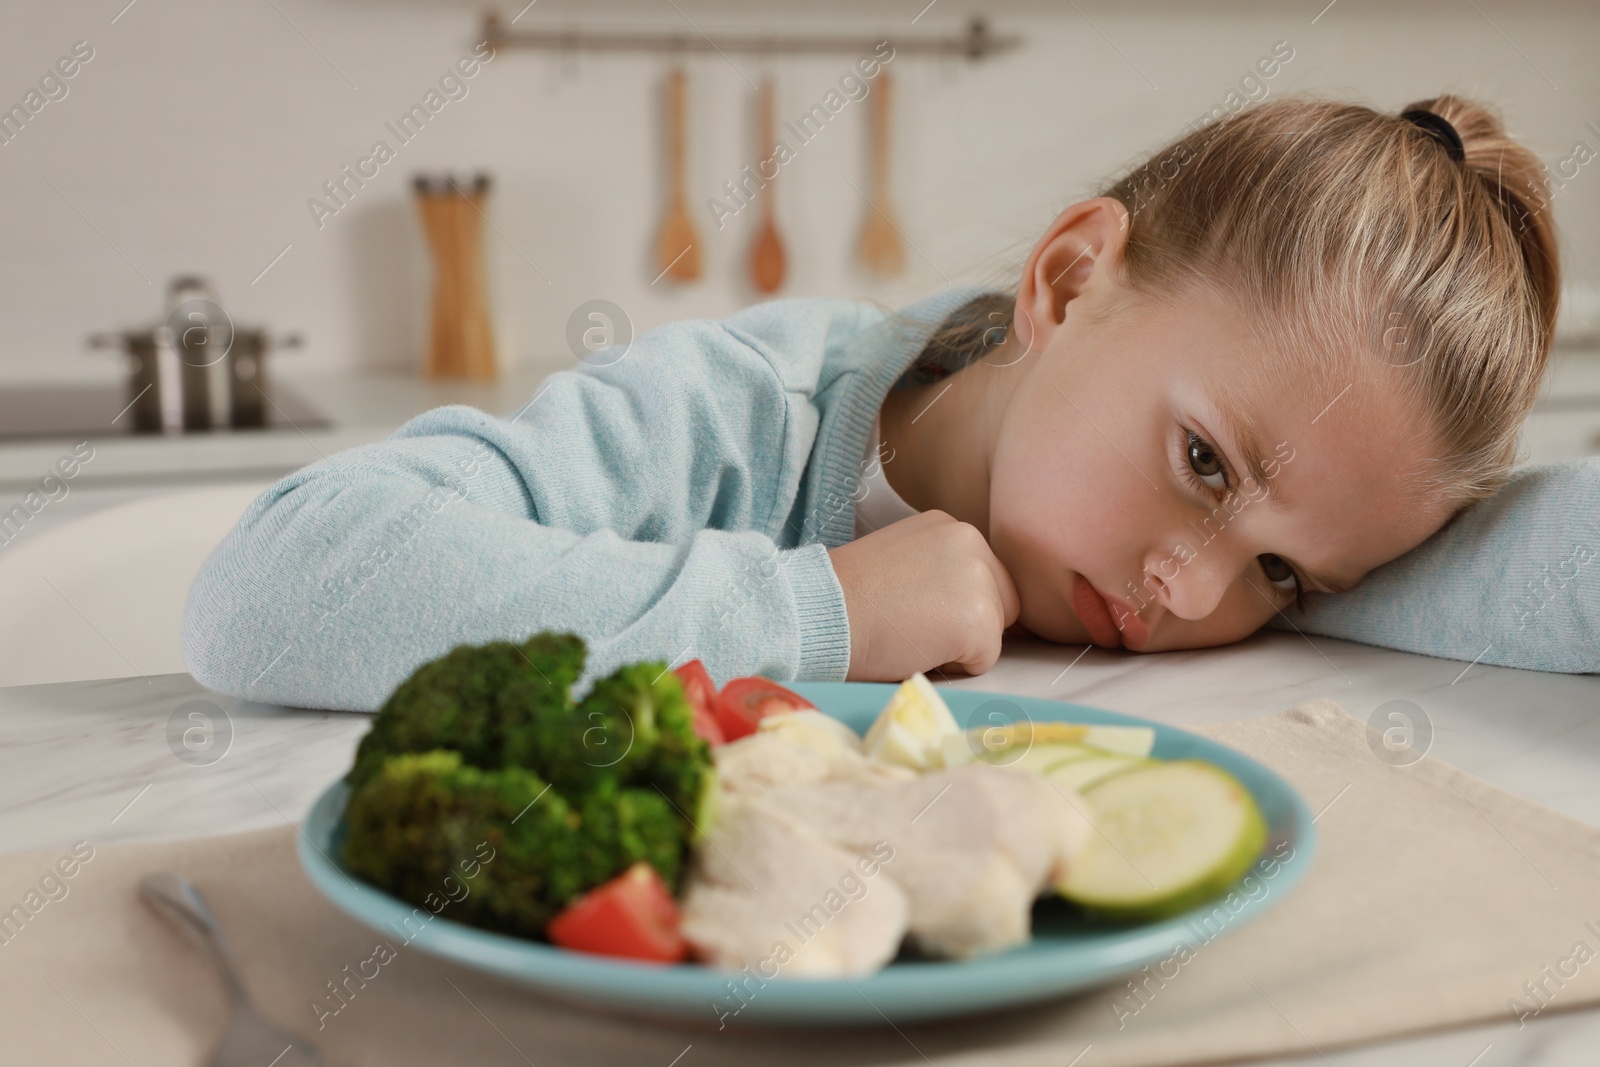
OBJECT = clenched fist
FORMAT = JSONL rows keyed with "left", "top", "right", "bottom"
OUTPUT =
{"left": 826, "top": 510, "right": 1021, "bottom": 682}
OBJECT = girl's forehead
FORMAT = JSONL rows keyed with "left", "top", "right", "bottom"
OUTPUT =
{"left": 1105, "top": 273, "right": 1434, "bottom": 453}
{"left": 1158, "top": 286, "right": 1403, "bottom": 427}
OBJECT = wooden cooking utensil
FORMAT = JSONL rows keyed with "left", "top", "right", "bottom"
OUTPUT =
{"left": 748, "top": 76, "right": 787, "bottom": 293}
{"left": 654, "top": 65, "right": 701, "bottom": 283}
{"left": 856, "top": 69, "right": 906, "bottom": 277}
{"left": 416, "top": 173, "right": 498, "bottom": 380}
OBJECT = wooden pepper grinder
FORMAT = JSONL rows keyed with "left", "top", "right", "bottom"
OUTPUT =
{"left": 415, "top": 172, "right": 498, "bottom": 380}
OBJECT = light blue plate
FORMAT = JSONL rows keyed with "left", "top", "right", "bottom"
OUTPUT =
{"left": 297, "top": 682, "right": 1316, "bottom": 1026}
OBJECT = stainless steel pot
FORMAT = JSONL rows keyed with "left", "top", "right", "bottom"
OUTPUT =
{"left": 88, "top": 276, "right": 302, "bottom": 433}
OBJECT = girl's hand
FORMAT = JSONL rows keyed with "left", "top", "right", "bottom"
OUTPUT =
{"left": 826, "top": 510, "right": 1021, "bottom": 682}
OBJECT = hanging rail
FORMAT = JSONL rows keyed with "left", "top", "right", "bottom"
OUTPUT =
{"left": 481, "top": 12, "right": 1021, "bottom": 61}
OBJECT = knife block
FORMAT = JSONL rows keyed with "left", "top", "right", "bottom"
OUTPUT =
{"left": 415, "top": 173, "right": 498, "bottom": 380}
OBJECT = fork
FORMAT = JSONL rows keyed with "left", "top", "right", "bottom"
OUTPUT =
{"left": 139, "top": 872, "right": 325, "bottom": 1067}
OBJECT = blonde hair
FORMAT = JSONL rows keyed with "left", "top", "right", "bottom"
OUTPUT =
{"left": 907, "top": 93, "right": 1561, "bottom": 511}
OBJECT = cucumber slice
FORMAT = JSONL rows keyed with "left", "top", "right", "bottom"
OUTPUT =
{"left": 976, "top": 740, "right": 1095, "bottom": 774}
{"left": 1057, "top": 760, "right": 1266, "bottom": 920}
{"left": 1044, "top": 753, "right": 1143, "bottom": 792}
{"left": 955, "top": 724, "right": 1155, "bottom": 774}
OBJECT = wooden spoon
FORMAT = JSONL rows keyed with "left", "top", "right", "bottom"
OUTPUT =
{"left": 856, "top": 69, "right": 905, "bottom": 277}
{"left": 748, "top": 76, "right": 786, "bottom": 293}
{"left": 654, "top": 65, "right": 701, "bottom": 283}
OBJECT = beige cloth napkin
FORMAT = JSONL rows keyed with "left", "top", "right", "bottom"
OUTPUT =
{"left": 6, "top": 698, "right": 1600, "bottom": 1067}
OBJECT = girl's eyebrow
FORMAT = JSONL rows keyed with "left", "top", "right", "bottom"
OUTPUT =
{"left": 1209, "top": 399, "right": 1359, "bottom": 595}
{"left": 1206, "top": 401, "right": 1288, "bottom": 512}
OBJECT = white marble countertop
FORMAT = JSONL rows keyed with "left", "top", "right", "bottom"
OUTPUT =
{"left": 4, "top": 629, "right": 1598, "bottom": 1066}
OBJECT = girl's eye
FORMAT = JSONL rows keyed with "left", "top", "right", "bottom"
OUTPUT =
{"left": 1186, "top": 432, "right": 1228, "bottom": 490}
{"left": 1259, "top": 553, "right": 1298, "bottom": 592}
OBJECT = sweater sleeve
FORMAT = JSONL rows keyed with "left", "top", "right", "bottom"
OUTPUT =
{"left": 180, "top": 316, "right": 855, "bottom": 712}
{"left": 1268, "top": 459, "right": 1600, "bottom": 673}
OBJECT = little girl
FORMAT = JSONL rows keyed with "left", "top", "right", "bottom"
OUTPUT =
{"left": 183, "top": 92, "right": 1578, "bottom": 712}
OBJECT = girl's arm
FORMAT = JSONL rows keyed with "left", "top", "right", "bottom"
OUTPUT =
{"left": 180, "top": 308, "right": 871, "bottom": 712}
{"left": 1269, "top": 459, "right": 1600, "bottom": 673}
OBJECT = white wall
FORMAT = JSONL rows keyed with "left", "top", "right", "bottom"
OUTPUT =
{"left": 1, "top": 0, "right": 1596, "bottom": 386}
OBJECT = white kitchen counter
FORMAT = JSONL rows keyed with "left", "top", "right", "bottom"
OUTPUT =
{"left": 4, "top": 629, "right": 1598, "bottom": 1066}
{"left": 0, "top": 365, "right": 549, "bottom": 494}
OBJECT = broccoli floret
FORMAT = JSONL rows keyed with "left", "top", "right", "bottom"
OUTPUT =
{"left": 341, "top": 753, "right": 688, "bottom": 935}
{"left": 341, "top": 750, "right": 583, "bottom": 938}
{"left": 572, "top": 779, "right": 685, "bottom": 890}
{"left": 346, "top": 631, "right": 585, "bottom": 790}
{"left": 511, "top": 659, "right": 696, "bottom": 797}
{"left": 338, "top": 634, "right": 718, "bottom": 941}
{"left": 635, "top": 667, "right": 717, "bottom": 843}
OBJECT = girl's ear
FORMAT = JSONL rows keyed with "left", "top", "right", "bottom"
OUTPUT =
{"left": 1014, "top": 197, "right": 1131, "bottom": 355}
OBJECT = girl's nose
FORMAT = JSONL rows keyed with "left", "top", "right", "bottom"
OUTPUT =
{"left": 1142, "top": 538, "right": 1239, "bottom": 621}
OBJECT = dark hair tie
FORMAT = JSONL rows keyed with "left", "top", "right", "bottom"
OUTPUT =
{"left": 1401, "top": 108, "right": 1466, "bottom": 163}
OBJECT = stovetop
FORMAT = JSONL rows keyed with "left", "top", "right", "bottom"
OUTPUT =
{"left": 0, "top": 382, "right": 330, "bottom": 441}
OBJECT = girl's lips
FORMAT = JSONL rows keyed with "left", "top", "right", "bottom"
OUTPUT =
{"left": 1069, "top": 576, "right": 1153, "bottom": 651}
{"left": 1069, "top": 575, "right": 1123, "bottom": 649}
{"left": 1104, "top": 591, "right": 1152, "bottom": 650}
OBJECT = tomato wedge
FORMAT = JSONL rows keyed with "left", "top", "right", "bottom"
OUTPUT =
{"left": 546, "top": 862, "right": 688, "bottom": 963}
{"left": 672, "top": 659, "right": 725, "bottom": 745}
{"left": 714, "top": 676, "right": 816, "bottom": 741}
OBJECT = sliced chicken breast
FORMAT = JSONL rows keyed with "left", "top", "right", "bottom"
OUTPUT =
{"left": 679, "top": 794, "right": 909, "bottom": 977}
{"left": 680, "top": 725, "right": 1094, "bottom": 972}
{"left": 712, "top": 728, "right": 913, "bottom": 798}
{"left": 758, "top": 764, "right": 1093, "bottom": 959}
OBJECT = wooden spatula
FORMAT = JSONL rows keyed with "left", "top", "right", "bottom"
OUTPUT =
{"left": 654, "top": 65, "right": 701, "bottom": 283}
{"left": 856, "top": 69, "right": 905, "bottom": 277}
{"left": 748, "top": 76, "right": 787, "bottom": 293}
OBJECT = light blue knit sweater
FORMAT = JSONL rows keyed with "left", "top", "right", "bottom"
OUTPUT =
{"left": 180, "top": 286, "right": 1599, "bottom": 711}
